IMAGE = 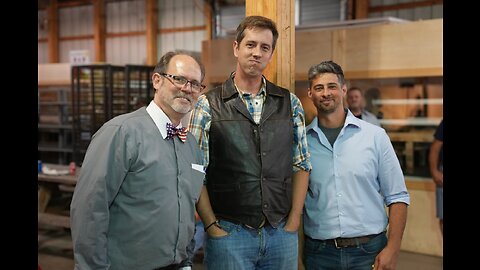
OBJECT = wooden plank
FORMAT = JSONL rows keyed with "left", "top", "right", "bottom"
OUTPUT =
{"left": 146, "top": 0, "right": 157, "bottom": 66}
{"left": 406, "top": 179, "right": 436, "bottom": 192}
{"left": 204, "top": 1, "right": 213, "bottom": 41}
{"left": 387, "top": 130, "right": 434, "bottom": 143}
{"left": 275, "top": 0, "right": 295, "bottom": 92}
{"left": 295, "top": 30, "right": 333, "bottom": 81}
{"left": 345, "top": 67, "right": 443, "bottom": 79}
{"left": 93, "top": 0, "right": 106, "bottom": 62}
{"left": 343, "top": 19, "right": 443, "bottom": 77}
{"left": 38, "top": 63, "right": 71, "bottom": 86}
{"left": 355, "top": 0, "right": 369, "bottom": 19}
{"left": 38, "top": 212, "right": 71, "bottom": 228}
{"left": 47, "top": 0, "right": 59, "bottom": 63}
{"left": 158, "top": 26, "right": 206, "bottom": 34}
{"left": 203, "top": 19, "right": 442, "bottom": 82}
{"left": 246, "top": 0, "right": 278, "bottom": 85}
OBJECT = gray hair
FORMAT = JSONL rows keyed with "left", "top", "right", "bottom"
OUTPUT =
{"left": 307, "top": 60, "right": 345, "bottom": 87}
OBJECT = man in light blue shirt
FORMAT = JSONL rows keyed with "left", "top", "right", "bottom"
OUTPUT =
{"left": 299, "top": 61, "right": 410, "bottom": 270}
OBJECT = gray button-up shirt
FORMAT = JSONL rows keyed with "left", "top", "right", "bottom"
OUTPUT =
{"left": 70, "top": 101, "right": 204, "bottom": 270}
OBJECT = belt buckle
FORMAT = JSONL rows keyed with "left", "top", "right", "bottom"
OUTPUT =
{"left": 333, "top": 238, "right": 352, "bottom": 248}
{"left": 334, "top": 238, "right": 341, "bottom": 249}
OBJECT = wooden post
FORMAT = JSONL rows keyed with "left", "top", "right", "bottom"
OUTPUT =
{"left": 47, "top": 0, "right": 59, "bottom": 63}
{"left": 93, "top": 0, "right": 106, "bottom": 62}
{"left": 146, "top": 0, "right": 158, "bottom": 65}
{"left": 204, "top": 1, "right": 213, "bottom": 41}
{"left": 245, "top": 0, "right": 295, "bottom": 92}
{"left": 355, "top": 0, "right": 369, "bottom": 19}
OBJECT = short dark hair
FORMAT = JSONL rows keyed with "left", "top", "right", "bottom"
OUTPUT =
{"left": 153, "top": 50, "right": 205, "bottom": 82}
{"left": 308, "top": 60, "right": 345, "bottom": 87}
{"left": 235, "top": 16, "right": 279, "bottom": 51}
{"left": 347, "top": 87, "right": 363, "bottom": 95}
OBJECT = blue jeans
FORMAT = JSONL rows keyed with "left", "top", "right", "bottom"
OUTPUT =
{"left": 194, "top": 221, "right": 205, "bottom": 254}
{"left": 305, "top": 232, "right": 387, "bottom": 270}
{"left": 204, "top": 219, "right": 298, "bottom": 270}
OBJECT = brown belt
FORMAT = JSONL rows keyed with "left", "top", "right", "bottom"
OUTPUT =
{"left": 306, "top": 232, "right": 383, "bottom": 248}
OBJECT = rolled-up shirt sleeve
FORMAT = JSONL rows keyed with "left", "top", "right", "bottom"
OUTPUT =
{"left": 376, "top": 129, "right": 410, "bottom": 206}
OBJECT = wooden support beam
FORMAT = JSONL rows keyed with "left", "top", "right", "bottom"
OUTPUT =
{"left": 58, "top": 0, "right": 92, "bottom": 9}
{"left": 146, "top": 0, "right": 158, "bottom": 65}
{"left": 93, "top": 0, "right": 106, "bottom": 62}
{"left": 47, "top": 0, "right": 59, "bottom": 63}
{"left": 159, "top": 26, "right": 206, "bottom": 34}
{"left": 355, "top": 0, "right": 369, "bottom": 19}
{"left": 246, "top": 0, "right": 295, "bottom": 92}
{"left": 204, "top": 1, "right": 213, "bottom": 40}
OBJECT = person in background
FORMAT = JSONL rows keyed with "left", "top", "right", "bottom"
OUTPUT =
{"left": 188, "top": 15, "right": 311, "bottom": 270}
{"left": 428, "top": 119, "right": 443, "bottom": 236}
{"left": 300, "top": 60, "right": 410, "bottom": 270}
{"left": 346, "top": 86, "right": 381, "bottom": 126}
{"left": 70, "top": 50, "right": 206, "bottom": 270}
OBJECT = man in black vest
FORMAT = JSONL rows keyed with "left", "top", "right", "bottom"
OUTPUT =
{"left": 188, "top": 16, "right": 312, "bottom": 270}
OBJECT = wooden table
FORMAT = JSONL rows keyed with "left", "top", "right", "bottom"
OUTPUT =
{"left": 38, "top": 163, "right": 79, "bottom": 228}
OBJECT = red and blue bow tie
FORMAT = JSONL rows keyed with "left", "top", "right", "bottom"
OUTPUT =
{"left": 166, "top": 123, "right": 187, "bottom": 143}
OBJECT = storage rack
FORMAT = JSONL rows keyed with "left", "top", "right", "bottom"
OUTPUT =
{"left": 125, "top": 65, "right": 154, "bottom": 111}
{"left": 38, "top": 87, "right": 73, "bottom": 164}
{"left": 70, "top": 64, "right": 153, "bottom": 165}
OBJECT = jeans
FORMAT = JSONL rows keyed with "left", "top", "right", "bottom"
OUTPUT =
{"left": 204, "top": 219, "right": 298, "bottom": 270}
{"left": 194, "top": 221, "right": 205, "bottom": 254}
{"left": 305, "top": 232, "right": 387, "bottom": 270}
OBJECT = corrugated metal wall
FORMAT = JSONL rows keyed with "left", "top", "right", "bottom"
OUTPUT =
{"left": 38, "top": 0, "right": 442, "bottom": 65}
{"left": 369, "top": 0, "right": 443, "bottom": 20}
{"left": 158, "top": 0, "right": 206, "bottom": 57}
{"left": 38, "top": 0, "right": 206, "bottom": 65}
{"left": 214, "top": 0, "right": 343, "bottom": 37}
{"left": 106, "top": 0, "right": 146, "bottom": 65}
{"left": 299, "top": 0, "right": 342, "bottom": 25}
{"left": 59, "top": 5, "right": 95, "bottom": 63}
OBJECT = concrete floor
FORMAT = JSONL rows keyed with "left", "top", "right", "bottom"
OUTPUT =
{"left": 38, "top": 225, "right": 442, "bottom": 270}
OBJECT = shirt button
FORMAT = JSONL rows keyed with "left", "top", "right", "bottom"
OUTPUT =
{"left": 262, "top": 152, "right": 266, "bottom": 156}
{"left": 337, "top": 193, "right": 342, "bottom": 197}
{"left": 263, "top": 203, "right": 268, "bottom": 208}
{"left": 262, "top": 178, "right": 266, "bottom": 181}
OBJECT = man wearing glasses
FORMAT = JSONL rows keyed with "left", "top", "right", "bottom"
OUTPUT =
{"left": 71, "top": 50, "right": 206, "bottom": 270}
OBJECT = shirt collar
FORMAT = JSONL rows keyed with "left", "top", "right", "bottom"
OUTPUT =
{"left": 232, "top": 72, "right": 267, "bottom": 97}
{"left": 146, "top": 100, "right": 184, "bottom": 139}
{"left": 306, "top": 108, "right": 361, "bottom": 134}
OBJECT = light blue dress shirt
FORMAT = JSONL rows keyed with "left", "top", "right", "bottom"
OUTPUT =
{"left": 304, "top": 109, "right": 410, "bottom": 240}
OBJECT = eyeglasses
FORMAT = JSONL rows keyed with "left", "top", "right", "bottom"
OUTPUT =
{"left": 160, "top": 73, "right": 206, "bottom": 92}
